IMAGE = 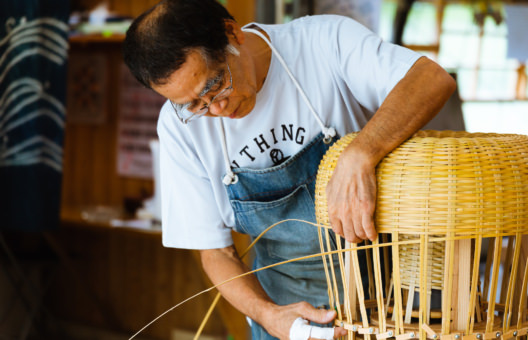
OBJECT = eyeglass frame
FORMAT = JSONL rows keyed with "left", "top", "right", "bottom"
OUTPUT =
{"left": 170, "top": 63, "right": 233, "bottom": 124}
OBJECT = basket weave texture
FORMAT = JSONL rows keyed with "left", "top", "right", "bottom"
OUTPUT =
{"left": 315, "top": 130, "right": 528, "bottom": 238}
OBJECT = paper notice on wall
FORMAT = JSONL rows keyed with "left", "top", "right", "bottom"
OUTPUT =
{"left": 505, "top": 4, "right": 528, "bottom": 62}
{"left": 117, "top": 63, "right": 166, "bottom": 178}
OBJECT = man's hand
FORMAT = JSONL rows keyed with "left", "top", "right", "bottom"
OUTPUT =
{"left": 326, "top": 144, "right": 378, "bottom": 243}
{"left": 263, "top": 301, "right": 347, "bottom": 340}
{"left": 325, "top": 57, "right": 456, "bottom": 243}
{"left": 201, "top": 247, "right": 347, "bottom": 339}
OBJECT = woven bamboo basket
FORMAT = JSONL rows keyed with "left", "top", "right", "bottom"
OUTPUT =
{"left": 314, "top": 130, "right": 528, "bottom": 340}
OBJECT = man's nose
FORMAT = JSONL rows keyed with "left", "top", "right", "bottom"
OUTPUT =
{"left": 208, "top": 98, "right": 229, "bottom": 116}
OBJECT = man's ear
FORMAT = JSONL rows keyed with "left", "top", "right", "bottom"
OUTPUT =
{"left": 224, "top": 19, "right": 245, "bottom": 45}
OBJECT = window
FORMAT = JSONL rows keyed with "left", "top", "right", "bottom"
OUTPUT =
{"left": 380, "top": 0, "right": 528, "bottom": 134}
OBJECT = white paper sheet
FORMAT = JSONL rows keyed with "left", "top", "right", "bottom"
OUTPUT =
{"left": 505, "top": 4, "right": 528, "bottom": 62}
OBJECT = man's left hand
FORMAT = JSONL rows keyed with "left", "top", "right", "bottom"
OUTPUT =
{"left": 325, "top": 144, "right": 378, "bottom": 243}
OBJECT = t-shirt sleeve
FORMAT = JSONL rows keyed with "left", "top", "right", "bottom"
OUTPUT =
{"left": 157, "top": 102, "right": 233, "bottom": 250}
{"left": 328, "top": 16, "right": 422, "bottom": 113}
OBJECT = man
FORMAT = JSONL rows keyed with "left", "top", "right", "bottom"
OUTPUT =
{"left": 123, "top": 0, "right": 455, "bottom": 339}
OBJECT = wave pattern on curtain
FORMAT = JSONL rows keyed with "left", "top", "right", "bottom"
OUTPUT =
{"left": 0, "top": 0, "right": 69, "bottom": 231}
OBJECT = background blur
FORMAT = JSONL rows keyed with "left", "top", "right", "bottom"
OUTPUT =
{"left": 1, "top": 1, "right": 527, "bottom": 340}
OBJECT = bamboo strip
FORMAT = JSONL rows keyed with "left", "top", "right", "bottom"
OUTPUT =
{"left": 351, "top": 242, "right": 371, "bottom": 340}
{"left": 483, "top": 238, "right": 494, "bottom": 303}
{"left": 405, "top": 284, "right": 416, "bottom": 325}
{"left": 359, "top": 327, "right": 379, "bottom": 335}
{"left": 443, "top": 237, "right": 455, "bottom": 334}
{"left": 486, "top": 237, "right": 503, "bottom": 333}
{"left": 514, "top": 235, "right": 528, "bottom": 325}
{"left": 377, "top": 330, "right": 396, "bottom": 339}
{"left": 386, "top": 279, "right": 394, "bottom": 321}
{"left": 395, "top": 332, "right": 417, "bottom": 340}
{"left": 382, "top": 234, "right": 391, "bottom": 295}
{"left": 516, "top": 251, "right": 528, "bottom": 329}
{"left": 504, "top": 234, "right": 522, "bottom": 332}
{"left": 500, "top": 237, "right": 515, "bottom": 304}
{"left": 367, "top": 241, "right": 375, "bottom": 300}
{"left": 373, "top": 237, "right": 387, "bottom": 333}
{"left": 318, "top": 223, "right": 335, "bottom": 309}
{"left": 345, "top": 244, "right": 357, "bottom": 340}
{"left": 475, "top": 288, "right": 482, "bottom": 323}
{"left": 325, "top": 227, "right": 343, "bottom": 321}
{"left": 419, "top": 235, "right": 428, "bottom": 340}
{"left": 421, "top": 324, "right": 437, "bottom": 339}
{"left": 516, "top": 326, "right": 528, "bottom": 336}
{"left": 467, "top": 236, "right": 483, "bottom": 334}
{"left": 451, "top": 240, "right": 459, "bottom": 332}
{"left": 336, "top": 236, "right": 352, "bottom": 330}
{"left": 456, "top": 239, "right": 471, "bottom": 333}
{"left": 392, "top": 232, "right": 404, "bottom": 335}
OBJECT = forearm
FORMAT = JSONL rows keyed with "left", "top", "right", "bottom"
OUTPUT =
{"left": 326, "top": 56, "right": 456, "bottom": 242}
{"left": 200, "top": 246, "right": 275, "bottom": 327}
{"left": 201, "top": 246, "right": 346, "bottom": 339}
{"left": 346, "top": 56, "right": 456, "bottom": 165}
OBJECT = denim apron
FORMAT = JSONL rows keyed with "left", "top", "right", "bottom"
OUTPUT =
{"left": 220, "top": 28, "right": 342, "bottom": 339}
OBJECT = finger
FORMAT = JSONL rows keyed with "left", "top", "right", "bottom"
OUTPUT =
{"left": 353, "top": 213, "right": 367, "bottom": 241}
{"left": 309, "top": 324, "right": 336, "bottom": 340}
{"left": 290, "top": 318, "right": 337, "bottom": 340}
{"left": 329, "top": 214, "right": 343, "bottom": 238}
{"left": 290, "top": 317, "right": 311, "bottom": 340}
{"left": 344, "top": 221, "right": 361, "bottom": 244}
{"left": 340, "top": 213, "right": 360, "bottom": 243}
{"left": 332, "top": 201, "right": 357, "bottom": 243}
{"left": 351, "top": 201, "right": 366, "bottom": 241}
{"left": 362, "top": 174, "right": 378, "bottom": 241}
{"left": 334, "top": 326, "right": 348, "bottom": 338}
{"left": 362, "top": 210, "right": 377, "bottom": 241}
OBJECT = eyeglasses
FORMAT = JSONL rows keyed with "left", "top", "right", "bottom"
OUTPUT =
{"left": 170, "top": 63, "right": 233, "bottom": 124}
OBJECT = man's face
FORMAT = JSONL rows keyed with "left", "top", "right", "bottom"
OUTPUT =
{"left": 152, "top": 49, "right": 258, "bottom": 122}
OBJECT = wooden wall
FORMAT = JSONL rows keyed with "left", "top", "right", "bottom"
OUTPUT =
{"left": 61, "top": 40, "right": 153, "bottom": 211}
{"left": 58, "top": 32, "right": 251, "bottom": 340}
{"left": 62, "top": 0, "right": 256, "bottom": 210}
{"left": 45, "top": 225, "right": 230, "bottom": 339}
{"left": 57, "top": 2, "right": 255, "bottom": 339}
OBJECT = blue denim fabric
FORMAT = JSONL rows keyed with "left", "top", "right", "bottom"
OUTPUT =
{"left": 225, "top": 133, "right": 344, "bottom": 339}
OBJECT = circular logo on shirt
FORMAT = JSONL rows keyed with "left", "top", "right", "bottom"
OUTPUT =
{"left": 270, "top": 149, "right": 290, "bottom": 166}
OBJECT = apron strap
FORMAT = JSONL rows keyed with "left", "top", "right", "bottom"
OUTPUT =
{"left": 221, "top": 26, "right": 337, "bottom": 185}
{"left": 243, "top": 27, "right": 336, "bottom": 142}
{"left": 219, "top": 117, "right": 238, "bottom": 185}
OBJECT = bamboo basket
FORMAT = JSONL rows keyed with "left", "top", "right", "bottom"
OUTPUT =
{"left": 314, "top": 130, "right": 528, "bottom": 340}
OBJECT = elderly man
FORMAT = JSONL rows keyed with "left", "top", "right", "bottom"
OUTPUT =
{"left": 123, "top": 0, "right": 455, "bottom": 339}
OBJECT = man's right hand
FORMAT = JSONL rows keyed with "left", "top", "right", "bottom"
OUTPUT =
{"left": 262, "top": 301, "right": 347, "bottom": 340}
{"left": 201, "top": 247, "right": 347, "bottom": 340}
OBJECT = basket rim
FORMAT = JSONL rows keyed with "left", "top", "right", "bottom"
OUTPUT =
{"left": 412, "top": 130, "right": 528, "bottom": 139}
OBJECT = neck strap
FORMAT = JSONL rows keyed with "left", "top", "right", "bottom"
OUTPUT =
{"left": 220, "top": 27, "right": 336, "bottom": 185}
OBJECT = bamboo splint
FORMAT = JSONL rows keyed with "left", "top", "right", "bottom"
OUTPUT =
{"left": 314, "top": 131, "right": 528, "bottom": 340}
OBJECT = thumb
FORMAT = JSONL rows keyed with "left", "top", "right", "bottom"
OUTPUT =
{"left": 303, "top": 308, "right": 337, "bottom": 324}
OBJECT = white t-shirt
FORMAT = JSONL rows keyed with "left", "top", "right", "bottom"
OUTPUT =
{"left": 158, "top": 15, "right": 421, "bottom": 249}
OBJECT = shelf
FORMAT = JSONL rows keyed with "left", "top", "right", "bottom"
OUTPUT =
{"left": 69, "top": 33, "right": 125, "bottom": 44}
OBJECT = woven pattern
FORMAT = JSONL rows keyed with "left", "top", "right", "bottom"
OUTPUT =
{"left": 315, "top": 130, "right": 528, "bottom": 339}
{"left": 398, "top": 234, "right": 445, "bottom": 290}
{"left": 315, "top": 130, "right": 528, "bottom": 238}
